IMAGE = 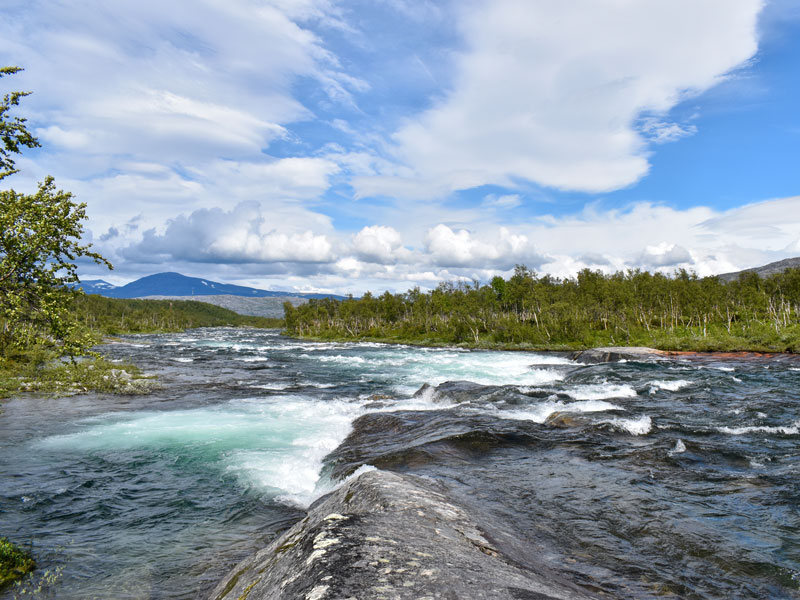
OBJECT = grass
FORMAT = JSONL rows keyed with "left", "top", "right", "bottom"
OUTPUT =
{"left": 0, "top": 538, "right": 35, "bottom": 588}
{"left": 0, "top": 353, "right": 157, "bottom": 400}
{"left": 1, "top": 294, "right": 285, "bottom": 401}
{"left": 287, "top": 323, "right": 800, "bottom": 355}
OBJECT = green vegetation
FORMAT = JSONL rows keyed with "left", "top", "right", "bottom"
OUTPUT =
{"left": 0, "top": 67, "right": 282, "bottom": 400}
{"left": 72, "top": 294, "right": 282, "bottom": 335}
{"left": 1, "top": 67, "right": 111, "bottom": 362}
{"left": 0, "top": 537, "right": 35, "bottom": 588}
{"left": 0, "top": 67, "right": 40, "bottom": 180}
{"left": 284, "top": 266, "right": 800, "bottom": 353}
{"left": 0, "top": 297, "right": 282, "bottom": 399}
{"left": 0, "top": 355, "right": 154, "bottom": 399}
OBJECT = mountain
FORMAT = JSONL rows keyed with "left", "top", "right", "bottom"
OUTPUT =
{"left": 77, "top": 272, "right": 347, "bottom": 300}
{"left": 135, "top": 294, "right": 308, "bottom": 319}
{"left": 717, "top": 257, "right": 800, "bottom": 282}
{"left": 77, "top": 279, "right": 118, "bottom": 294}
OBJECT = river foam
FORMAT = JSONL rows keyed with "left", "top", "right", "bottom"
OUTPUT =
{"left": 717, "top": 420, "right": 800, "bottom": 436}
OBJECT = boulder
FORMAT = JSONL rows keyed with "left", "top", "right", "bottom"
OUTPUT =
{"left": 208, "top": 470, "right": 598, "bottom": 600}
{"left": 569, "top": 346, "right": 666, "bottom": 364}
{"left": 413, "top": 380, "right": 502, "bottom": 404}
{"left": 543, "top": 411, "right": 588, "bottom": 429}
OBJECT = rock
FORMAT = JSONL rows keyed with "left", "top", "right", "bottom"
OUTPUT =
{"left": 543, "top": 411, "right": 587, "bottom": 429}
{"left": 208, "top": 470, "right": 599, "bottom": 600}
{"left": 412, "top": 382, "right": 436, "bottom": 398}
{"left": 569, "top": 346, "right": 667, "bottom": 364}
{"left": 324, "top": 412, "right": 438, "bottom": 479}
{"left": 413, "top": 380, "right": 502, "bottom": 404}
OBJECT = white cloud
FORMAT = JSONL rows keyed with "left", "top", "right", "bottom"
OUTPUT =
{"left": 424, "top": 224, "right": 544, "bottom": 269}
{"left": 124, "top": 202, "right": 335, "bottom": 264}
{"left": 1, "top": 0, "right": 361, "bottom": 169}
{"left": 211, "top": 230, "right": 334, "bottom": 263}
{"left": 195, "top": 157, "right": 340, "bottom": 201}
{"left": 3, "top": 0, "right": 791, "bottom": 297}
{"left": 482, "top": 194, "right": 522, "bottom": 209}
{"left": 640, "top": 243, "right": 694, "bottom": 268}
{"left": 639, "top": 118, "right": 698, "bottom": 144}
{"left": 78, "top": 194, "right": 800, "bottom": 295}
{"left": 697, "top": 196, "right": 800, "bottom": 244}
{"left": 355, "top": 0, "right": 763, "bottom": 198}
{"left": 352, "top": 225, "right": 406, "bottom": 264}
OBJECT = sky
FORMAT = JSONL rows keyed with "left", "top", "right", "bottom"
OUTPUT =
{"left": 1, "top": 0, "right": 799, "bottom": 294}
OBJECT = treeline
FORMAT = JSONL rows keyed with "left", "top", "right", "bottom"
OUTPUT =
{"left": 283, "top": 267, "right": 800, "bottom": 352}
{"left": 72, "top": 295, "right": 282, "bottom": 335}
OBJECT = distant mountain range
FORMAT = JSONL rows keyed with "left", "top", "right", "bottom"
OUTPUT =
{"left": 717, "top": 257, "right": 800, "bottom": 282}
{"left": 78, "top": 272, "right": 347, "bottom": 300}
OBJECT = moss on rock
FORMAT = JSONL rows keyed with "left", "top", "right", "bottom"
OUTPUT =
{"left": 0, "top": 537, "right": 35, "bottom": 588}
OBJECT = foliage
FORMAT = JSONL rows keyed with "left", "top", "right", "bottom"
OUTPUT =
{"left": 0, "top": 537, "right": 35, "bottom": 588}
{"left": 284, "top": 266, "right": 800, "bottom": 353}
{"left": 0, "top": 179, "right": 112, "bottom": 358}
{"left": 0, "top": 355, "right": 155, "bottom": 400}
{"left": 71, "top": 295, "right": 282, "bottom": 335}
{"left": 0, "top": 67, "right": 40, "bottom": 182}
{"left": 1, "top": 66, "right": 112, "bottom": 361}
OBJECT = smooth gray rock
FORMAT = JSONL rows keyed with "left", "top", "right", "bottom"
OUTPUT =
{"left": 208, "top": 470, "right": 599, "bottom": 600}
{"left": 413, "top": 380, "right": 503, "bottom": 404}
{"left": 569, "top": 346, "right": 667, "bottom": 364}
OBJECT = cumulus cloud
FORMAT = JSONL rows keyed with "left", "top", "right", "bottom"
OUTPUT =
{"left": 354, "top": 0, "right": 762, "bottom": 198}
{"left": 352, "top": 226, "right": 407, "bottom": 264}
{"left": 79, "top": 193, "right": 800, "bottom": 295}
{"left": 640, "top": 243, "right": 694, "bottom": 268}
{"left": 123, "top": 203, "right": 335, "bottom": 264}
{"left": 424, "top": 224, "right": 545, "bottom": 269}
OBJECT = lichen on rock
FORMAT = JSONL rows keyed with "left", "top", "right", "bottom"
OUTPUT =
{"left": 208, "top": 470, "right": 599, "bottom": 600}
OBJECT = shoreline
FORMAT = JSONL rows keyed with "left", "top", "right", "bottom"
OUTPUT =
{"left": 286, "top": 332, "right": 800, "bottom": 360}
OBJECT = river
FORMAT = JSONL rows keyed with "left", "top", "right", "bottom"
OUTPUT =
{"left": 1, "top": 328, "right": 798, "bottom": 599}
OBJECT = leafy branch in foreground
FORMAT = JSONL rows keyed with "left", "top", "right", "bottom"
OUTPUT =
{"left": 0, "top": 67, "right": 40, "bottom": 181}
{"left": 1, "top": 65, "right": 112, "bottom": 365}
{"left": 0, "top": 179, "right": 112, "bottom": 359}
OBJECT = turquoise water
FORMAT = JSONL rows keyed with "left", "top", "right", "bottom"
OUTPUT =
{"left": 1, "top": 328, "right": 798, "bottom": 598}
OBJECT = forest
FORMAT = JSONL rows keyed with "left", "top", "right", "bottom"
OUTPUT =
{"left": 71, "top": 295, "right": 282, "bottom": 335}
{"left": 283, "top": 266, "right": 800, "bottom": 353}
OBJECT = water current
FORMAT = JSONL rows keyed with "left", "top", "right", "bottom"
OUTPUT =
{"left": 0, "top": 328, "right": 798, "bottom": 599}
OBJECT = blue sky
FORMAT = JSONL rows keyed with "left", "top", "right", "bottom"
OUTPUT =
{"left": 1, "top": 0, "right": 799, "bottom": 293}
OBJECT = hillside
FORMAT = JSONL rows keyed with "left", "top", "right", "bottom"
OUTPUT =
{"left": 718, "top": 257, "right": 800, "bottom": 282}
{"left": 138, "top": 294, "right": 306, "bottom": 319}
{"left": 72, "top": 295, "right": 281, "bottom": 334}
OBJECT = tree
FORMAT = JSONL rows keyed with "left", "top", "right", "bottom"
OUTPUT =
{"left": 0, "top": 67, "right": 111, "bottom": 359}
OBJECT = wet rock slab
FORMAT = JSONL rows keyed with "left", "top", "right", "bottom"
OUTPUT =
{"left": 569, "top": 346, "right": 667, "bottom": 364}
{"left": 209, "top": 470, "right": 598, "bottom": 600}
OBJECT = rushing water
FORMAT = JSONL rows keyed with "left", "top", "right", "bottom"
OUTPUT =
{"left": 1, "top": 328, "right": 798, "bottom": 599}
